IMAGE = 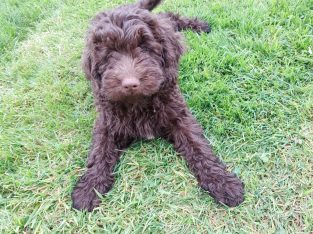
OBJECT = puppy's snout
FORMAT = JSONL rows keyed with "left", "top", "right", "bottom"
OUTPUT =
{"left": 122, "top": 78, "right": 140, "bottom": 90}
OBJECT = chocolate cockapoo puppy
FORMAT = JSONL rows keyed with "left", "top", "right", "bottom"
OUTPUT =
{"left": 72, "top": 0, "right": 244, "bottom": 211}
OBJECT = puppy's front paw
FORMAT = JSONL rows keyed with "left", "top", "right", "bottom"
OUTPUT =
{"left": 217, "top": 175, "right": 244, "bottom": 207}
{"left": 202, "top": 173, "right": 244, "bottom": 207}
{"left": 71, "top": 184, "right": 100, "bottom": 212}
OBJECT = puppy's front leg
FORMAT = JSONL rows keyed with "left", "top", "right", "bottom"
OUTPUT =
{"left": 72, "top": 116, "right": 132, "bottom": 211}
{"left": 166, "top": 115, "right": 244, "bottom": 207}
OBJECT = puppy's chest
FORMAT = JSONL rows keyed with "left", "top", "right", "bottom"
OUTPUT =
{"left": 134, "top": 117, "right": 156, "bottom": 140}
{"left": 111, "top": 108, "right": 158, "bottom": 139}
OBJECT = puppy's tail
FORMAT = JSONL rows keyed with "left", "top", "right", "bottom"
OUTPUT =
{"left": 137, "top": 0, "right": 162, "bottom": 11}
{"left": 160, "top": 12, "right": 211, "bottom": 33}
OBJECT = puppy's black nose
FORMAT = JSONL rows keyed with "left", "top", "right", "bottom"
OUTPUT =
{"left": 122, "top": 78, "right": 140, "bottom": 90}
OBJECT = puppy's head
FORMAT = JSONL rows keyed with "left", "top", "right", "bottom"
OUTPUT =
{"left": 83, "top": 7, "right": 184, "bottom": 103}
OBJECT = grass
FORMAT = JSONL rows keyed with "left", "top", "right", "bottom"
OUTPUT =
{"left": 0, "top": 0, "right": 312, "bottom": 232}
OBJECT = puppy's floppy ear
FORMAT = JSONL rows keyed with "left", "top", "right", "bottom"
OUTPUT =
{"left": 91, "top": 63, "right": 101, "bottom": 81}
{"left": 154, "top": 20, "right": 185, "bottom": 69}
{"left": 82, "top": 49, "right": 101, "bottom": 81}
{"left": 82, "top": 49, "right": 93, "bottom": 80}
{"left": 155, "top": 27, "right": 185, "bottom": 87}
{"left": 160, "top": 31, "right": 185, "bottom": 68}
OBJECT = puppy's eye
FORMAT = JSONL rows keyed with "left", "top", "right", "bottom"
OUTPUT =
{"left": 139, "top": 76, "right": 147, "bottom": 82}
{"left": 107, "top": 65, "right": 114, "bottom": 70}
{"left": 139, "top": 45, "right": 149, "bottom": 53}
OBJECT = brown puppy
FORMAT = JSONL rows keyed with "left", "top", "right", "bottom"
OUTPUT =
{"left": 72, "top": 0, "right": 244, "bottom": 211}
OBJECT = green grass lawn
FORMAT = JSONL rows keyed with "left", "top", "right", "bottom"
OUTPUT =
{"left": 1, "top": 0, "right": 312, "bottom": 232}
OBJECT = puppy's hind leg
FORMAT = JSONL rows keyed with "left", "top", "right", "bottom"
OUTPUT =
{"left": 159, "top": 12, "right": 211, "bottom": 33}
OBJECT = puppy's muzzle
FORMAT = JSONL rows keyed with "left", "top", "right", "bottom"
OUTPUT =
{"left": 122, "top": 77, "right": 140, "bottom": 92}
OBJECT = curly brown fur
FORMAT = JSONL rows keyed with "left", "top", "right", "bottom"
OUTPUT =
{"left": 72, "top": 0, "right": 244, "bottom": 212}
